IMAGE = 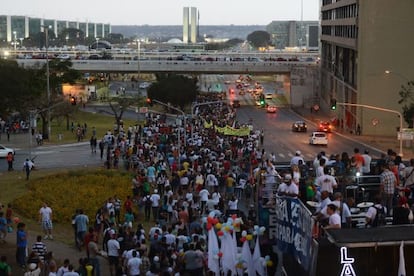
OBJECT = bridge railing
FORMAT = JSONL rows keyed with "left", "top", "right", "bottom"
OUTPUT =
{"left": 16, "top": 59, "right": 319, "bottom": 73}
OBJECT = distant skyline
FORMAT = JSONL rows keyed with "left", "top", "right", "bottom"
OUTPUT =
{"left": 3, "top": 0, "right": 319, "bottom": 25}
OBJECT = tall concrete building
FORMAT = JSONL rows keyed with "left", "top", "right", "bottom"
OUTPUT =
{"left": 190, "top": 7, "right": 198, "bottom": 43}
{"left": 182, "top": 7, "right": 189, "bottom": 43}
{"left": 182, "top": 7, "right": 198, "bottom": 43}
{"left": 0, "top": 15, "right": 111, "bottom": 43}
{"left": 266, "top": 20, "right": 319, "bottom": 50}
{"left": 320, "top": 1, "right": 414, "bottom": 136}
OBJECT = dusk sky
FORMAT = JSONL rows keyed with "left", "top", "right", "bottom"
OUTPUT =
{"left": 3, "top": 0, "right": 320, "bottom": 25}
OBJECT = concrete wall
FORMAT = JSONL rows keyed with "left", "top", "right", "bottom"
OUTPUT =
{"left": 357, "top": 0, "right": 414, "bottom": 136}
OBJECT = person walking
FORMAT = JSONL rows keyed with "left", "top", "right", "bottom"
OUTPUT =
{"left": 6, "top": 152, "right": 13, "bottom": 171}
{"left": 39, "top": 203, "right": 53, "bottom": 240}
{"left": 74, "top": 209, "right": 89, "bottom": 250}
{"left": 90, "top": 135, "right": 97, "bottom": 154}
{"left": 23, "top": 158, "right": 33, "bottom": 180}
{"left": 16, "top": 222, "right": 27, "bottom": 268}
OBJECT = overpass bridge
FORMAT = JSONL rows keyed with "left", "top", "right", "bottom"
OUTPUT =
{"left": 16, "top": 58, "right": 320, "bottom": 108}
{"left": 16, "top": 59, "right": 318, "bottom": 74}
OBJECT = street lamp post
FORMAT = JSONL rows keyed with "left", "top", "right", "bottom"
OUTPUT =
{"left": 41, "top": 25, "right": 51, "bottom": 141}
{"left": 330, "top": 63, "right": 346, "bottom": 131}
{"left": 13, "top": 31, "right": 17, "bottom": 53}
{"left": 337, "top": 102, "right": 403, "bottom": 157}
{"left": 136, "top": 39, "right": 141, "bottom": 82}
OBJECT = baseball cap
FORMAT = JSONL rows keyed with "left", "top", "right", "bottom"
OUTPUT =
{"left": 154, "top": 189, "right": 158, "bottom": 194}
{"left": 284, "top": 174, "right": 292, "bottom": 181}
{"left": 295, "top": 150, "right": 301, "bottom": 155}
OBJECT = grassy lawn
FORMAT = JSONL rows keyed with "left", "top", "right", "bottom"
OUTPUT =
{"left": 46, "top": 108, "right": 138, "bottom": 143}
{"left": 0, "top": 109, "right": 148, "bottom": 244}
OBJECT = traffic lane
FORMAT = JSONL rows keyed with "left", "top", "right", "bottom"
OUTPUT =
{"left": 236, "top": 106, "right": 385, "bottom": 162}
{"left": 0, "top": 144, "right": 103, "bottom": 172}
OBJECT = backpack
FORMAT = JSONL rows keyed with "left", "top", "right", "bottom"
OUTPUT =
{"left": 372, "top": 206, "right": 386, "bottom": 227}
{"left": 145, "top": 195, "right": 152, "bottom": 207}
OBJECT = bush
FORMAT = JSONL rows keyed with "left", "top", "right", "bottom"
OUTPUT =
{"left": 13, "top": 169, "right": 134, "bottom": 223}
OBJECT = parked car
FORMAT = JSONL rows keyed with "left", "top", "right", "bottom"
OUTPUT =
{"left": 0, "top": 144, "right": 15, "bottom": 158}
{"left": 309, "top": 132, "right": 328, "bottom": 146}
{"left": 292, "top": 121, "right": 307, "bottom": 132}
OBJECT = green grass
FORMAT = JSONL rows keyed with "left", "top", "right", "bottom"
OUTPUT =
{"left": 46, "top": 108, "right": 138, "bottom": 143}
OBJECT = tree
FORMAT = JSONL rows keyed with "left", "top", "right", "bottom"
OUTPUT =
{"left": 398, "top": 80, "right": 414, "bottom": 127}
{"left": 147, "top": 74, "right": 198, "bottom": 111}
{"left": 247, "top": 30, "right": 271, "bottom": 48}
{"left": 34, "top": 59, "right": 81, "bottom": 137}
{"left": 106, "top": 96, "right": 144, "bottom": 133}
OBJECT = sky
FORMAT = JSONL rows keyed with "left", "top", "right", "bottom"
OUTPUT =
{"left": 3, "top": 0, "right": 319, "bottom": 25}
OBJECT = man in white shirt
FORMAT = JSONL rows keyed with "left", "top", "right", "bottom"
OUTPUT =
{"left": 277, "top": 174, "right": 298, "bottom": 198}
{"left": 361, "top": 150, "right": 372, "bottom": 175}
{"left": 199, "top": 188, "right": 210, "bottom": 213}
{"left": 290, "top": 151, "right": 305, "bottom": 166}
{"left": 316, "top": 167, "right": 338, "bottom": 195}
{"left": 39, "top": 203, "right": 53, "bottom": 240}
{"left": 127, "top": 250, "right": 142, "bottom": 276}
{"left": 205, "top": 173, "right": 218, "bottom": 192}
{"left": 324, "top": 204, "right": 341, "bottom": 229}
{"left": 107, "top": 232, "right": 120, "bottom": 276}
{"left": 150, "top": 190, "right": 161, "bottom": 222}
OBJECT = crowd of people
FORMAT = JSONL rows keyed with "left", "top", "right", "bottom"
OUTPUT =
{"left": 2, "top": 91, "right": 414, "bottom": 275}
{"left": 1, "top": 95, "right": 278, "bottom": 276}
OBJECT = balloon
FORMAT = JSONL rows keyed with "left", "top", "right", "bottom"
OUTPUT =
{"left": 240, "top": 237, "right": 246, "bottom": 243}
{"left": 217, "top": 252, "right": 223, "bottom": 258}
{"left": 217, "top": 231, "right": 224, "bottom": 237}
{"left": 207, "top": 216, "right": 213, "bottom": 224}
{"left": 224, "top": 225, "right": 230, "bottom": 232}
{"left": 215, "top": 223, "right": 222, "bottom": 229}
{"left": 241, "top": 230, "right": 247, "bottom": 237}
{"left": 206, "top": 223, "right": 212, "bottom": 230}
{"left": 267, "top": 260, "right": 273, "bottom": 267}
{"left": 246, "top": 234, "right": 253, "bottom": 241}
{"left": 212, "top": 218, "right": 219, "bottom": 225}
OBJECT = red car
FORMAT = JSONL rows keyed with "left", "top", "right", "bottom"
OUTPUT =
{"left": 318, "top": 121, "right": 332, "bottom": 132}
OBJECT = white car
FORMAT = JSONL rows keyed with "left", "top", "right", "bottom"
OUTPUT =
{"left": 0, "top": 144, "right": 15, "bottom": 158}
{"left": 139, "top": 82, "right": 151, "bottom": 89}
{"left": 309, "top": 132, "right": 328, "bottom": 146}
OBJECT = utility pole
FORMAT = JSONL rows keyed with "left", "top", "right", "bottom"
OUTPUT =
{"left": 337, "top": 102, "right": 403, "bottom": 157}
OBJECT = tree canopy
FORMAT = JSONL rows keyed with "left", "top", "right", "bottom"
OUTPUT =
{"left": 247, "top": 30, "right": 271, "bottom": 48}
{"left": 398, "top": 80, "right": 414, "bottom": 127}
{"left": 147, "top": 74, "right": 198, "bottom": 110}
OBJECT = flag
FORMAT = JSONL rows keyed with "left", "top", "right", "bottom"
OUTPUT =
{"left": 252, "top": 235, "right": 265, "bottom": 276}
{"left": 398, "top": 241, "right": 406, "bottom": 276}
{"left": 241, "top": 239, "right": 253, "bottom": 276}
{"left": 208, "top": 228, "right": 220, "bottom": 275}
{"left": 221, "top": 232, "right": 236, "bottom": 275}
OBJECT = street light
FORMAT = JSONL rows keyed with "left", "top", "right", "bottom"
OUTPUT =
{"left": 12, "top": 31, "right": 17, "bottom": 53}
{"left": 41, "top": 25, "right": 52, "bottom": 141}
{"left": 136, "top": 39, "right": 141, "bottom": 82}
{"left": 329, "top": 63, "right": 346, "bottom": 130}
{"left": 385, "top": 70, "right": 410, "bottom": 83}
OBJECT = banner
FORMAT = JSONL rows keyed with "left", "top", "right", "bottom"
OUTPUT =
{"left": 272, "top": 196, "right": 314, "bottom": 271}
